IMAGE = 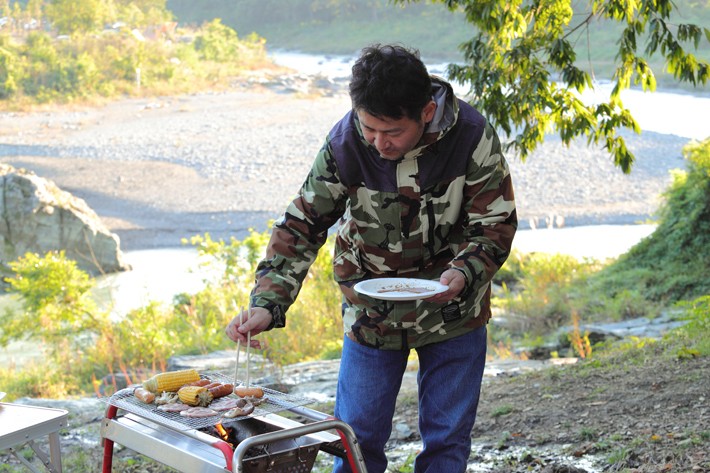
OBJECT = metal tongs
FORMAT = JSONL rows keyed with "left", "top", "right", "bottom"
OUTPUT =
{"left": 233, "top": 302, "right": 252, "bottom": 389}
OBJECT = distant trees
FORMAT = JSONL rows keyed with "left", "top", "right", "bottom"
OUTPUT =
{"left": 0, "top": 1, "right": 267, "bottom": 103}
{"left": 45, "top": 0, "right": 110, "bottom": 35}
{"left": 2, "top": 0, "right": 173, "bottom": 35}
{"left": 397, "top": 0, "right": 709, "bottom": 172}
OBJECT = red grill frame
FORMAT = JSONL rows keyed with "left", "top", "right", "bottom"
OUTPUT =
{"left": 100, "top": 402, "right": 367, "bottom": 472}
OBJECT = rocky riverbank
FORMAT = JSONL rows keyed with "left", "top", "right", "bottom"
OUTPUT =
{"left": 0, "top": 74, "right": 692, "bottom": 251}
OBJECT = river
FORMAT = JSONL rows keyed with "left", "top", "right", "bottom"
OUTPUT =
{"left": 268, "top": 50, "right": 710, "bottom": 141}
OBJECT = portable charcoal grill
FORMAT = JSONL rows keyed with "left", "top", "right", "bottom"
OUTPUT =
{"left": 100, "top": 372, "right": 367, "bottom": 473}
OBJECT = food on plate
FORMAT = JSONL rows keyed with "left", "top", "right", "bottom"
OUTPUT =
{"left": 208, "top": 383, "right": 234, "bottom": 399}
{"left": 133, "top": 387, "right": 156, "bottom": 404}
{"left": 180, "top": 406, "right": 219, "bottom": 418}
{"left": 234, "top": 386, "right": 264, "bottom": 398}
{"left": 377, "top": 284, "right": 434, "bottom": 294}
{"left": 177, "top": 385, "right": 214, "bottom": 407}
{"left": 157, "top": 402, "right": 192, "bottom": 412}
{"left": 154, "top": 391, "right": 180, "bottom": 405}
{"left": 222, "top": 398, "right": 255, "bottom": 418}
{"left": 143, "top": 369, "right": 201, "bottom": 394}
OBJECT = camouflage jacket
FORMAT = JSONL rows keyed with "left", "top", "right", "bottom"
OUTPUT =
{"left": 252, "top": 77, "right": 517, "bottom": 350}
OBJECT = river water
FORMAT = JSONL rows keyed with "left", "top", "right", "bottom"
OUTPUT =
{"left": 269, "top": 50, "right": 710, "bottom": 141}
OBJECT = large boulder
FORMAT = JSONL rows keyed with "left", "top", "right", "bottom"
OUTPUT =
{"left": 0, "top": 164, "right": 130, "bottom": 277}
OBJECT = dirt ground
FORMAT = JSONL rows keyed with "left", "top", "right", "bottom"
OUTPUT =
{"left": 452, "top": 354, "right": 709, "bottom": 472}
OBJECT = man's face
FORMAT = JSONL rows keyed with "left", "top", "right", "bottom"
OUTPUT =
{"left": 356, "top": 102, "right": 436, "bottom": 160}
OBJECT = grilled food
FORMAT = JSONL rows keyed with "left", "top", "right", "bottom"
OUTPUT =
{"left": 177, "top": 385, "right": 214, "bottom": 407}
{"left": 134, "top": 387, "right": 156, "bottom": 404}
{"left": 143, "top": 369, "right": 201, "bottom": 394}
{"left": 234, "top": 386, "right": 264, "bottom": 398}
{"left": 209, "top": 383, "right": 234, "bottom": 399}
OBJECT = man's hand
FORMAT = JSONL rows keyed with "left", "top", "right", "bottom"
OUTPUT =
{"left": 225, "top": 307, "right": 272, "bottom": 349}
{"left": 425, "top": 269, "right": 466, "bottom": 304}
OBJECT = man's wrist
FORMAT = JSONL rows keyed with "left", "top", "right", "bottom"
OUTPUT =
{"left": 254, "top": 301, "right": 286, "bottom": 331}
{"left": 451, "top": 267, "right": 469, "bottom": 286}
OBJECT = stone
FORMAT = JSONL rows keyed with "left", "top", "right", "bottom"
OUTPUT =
{"left": 0, "top": 164, "right": 130, "bottom": 277}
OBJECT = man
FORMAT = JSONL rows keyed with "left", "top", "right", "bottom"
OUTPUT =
{"left": 226, "top": 44, "right": 517, "bottom": 472}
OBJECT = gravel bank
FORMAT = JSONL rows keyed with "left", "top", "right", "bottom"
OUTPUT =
{"left": 0, "top": 84, "right": 691, "bottom": 250}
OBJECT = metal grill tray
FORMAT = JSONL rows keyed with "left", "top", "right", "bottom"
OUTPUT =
{"left": 103, "top": 371, "right": 316, "bottom": 431}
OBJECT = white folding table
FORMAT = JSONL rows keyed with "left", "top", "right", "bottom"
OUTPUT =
{"left": 0, "top": 402, "right": 69, "bottom": 473}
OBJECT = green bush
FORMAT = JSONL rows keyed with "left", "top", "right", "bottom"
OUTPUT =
{"left": 0, "top": 251, "right": 105, "bottom": 348}
{"left": 0, "top": 363, "right": 79, "bottom": 400}
{"left": 0, "top": 35, "right": 20, "bottom": 99}
{"left": 193, "top": 19, "right": 240, "bottom": 62}
{"left": 672, "top": 295, "right": 710, "bottom": 357}
{"left": 0, "top": 228, "right": 343, "bottom": 398}
{"left": 593, "top": 138, "right": 710, "bottom": 302}
{"left": 495, "top": 138, "right": 710, "bottom": 344}
{"left": 0, "top": 251, "right": 111, "bottom": 397}
{"left": 494, "top": 252, "right": 603, "bottom": 336}
{"left": 186, "top": 228, "right": 343, "bottom": 366}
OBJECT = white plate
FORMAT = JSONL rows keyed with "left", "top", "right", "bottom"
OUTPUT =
{"left": 353, "top": 278, "right": 447, "bottom": 301}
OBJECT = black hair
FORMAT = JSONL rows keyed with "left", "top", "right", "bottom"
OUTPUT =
{"left": 349, "top": 44, "right": 433, "bottom": 121}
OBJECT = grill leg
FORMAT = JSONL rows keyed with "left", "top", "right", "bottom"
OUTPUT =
{"left": 287, "top": 406, "right": 366, "bottom": 472}
{"left": 232, "top": 419, "right": 367, "bottom": 473}
{"left": 101, "top": 405, "right": 119, "bottom": 472}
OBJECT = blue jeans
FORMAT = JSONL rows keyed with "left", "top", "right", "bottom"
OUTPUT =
{"left": 333, "top": 325, "right": 487, "bottom": 473}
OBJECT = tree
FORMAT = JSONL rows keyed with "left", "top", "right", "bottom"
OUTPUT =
{"left": 45, "top": 0, "right": 110, "bottom": 35}
{"left": 396, "top": 0, "right": 709, "bottom": 172}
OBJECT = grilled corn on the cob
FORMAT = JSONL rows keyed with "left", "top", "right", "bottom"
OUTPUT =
{"left": 143, "top": 369, "right": 200, "bottom": 393}
{"left": 177, "top": 385, "right": 214, "bottom": 407}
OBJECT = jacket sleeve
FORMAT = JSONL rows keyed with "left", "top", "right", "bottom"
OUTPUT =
{"left": 250, "top": 139, "right": 348, "bottom": 326}
{"left": 449, "top": 122, "right": 517, "bottom": 297}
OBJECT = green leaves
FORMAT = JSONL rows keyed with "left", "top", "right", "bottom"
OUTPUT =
{"left": 397, "top": 0, "right": 709, "bottom": 171}
{"left": 0, "top": 251, "right": 108, "bottom": 374}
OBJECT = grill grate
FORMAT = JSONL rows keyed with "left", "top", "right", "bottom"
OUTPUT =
{"left": 103, "top": 371, "right": 316, "bottom": 431}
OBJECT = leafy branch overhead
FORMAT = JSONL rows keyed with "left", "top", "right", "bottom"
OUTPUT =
{"left": 397, "top": 0, "right": 709, "bottom": 172}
